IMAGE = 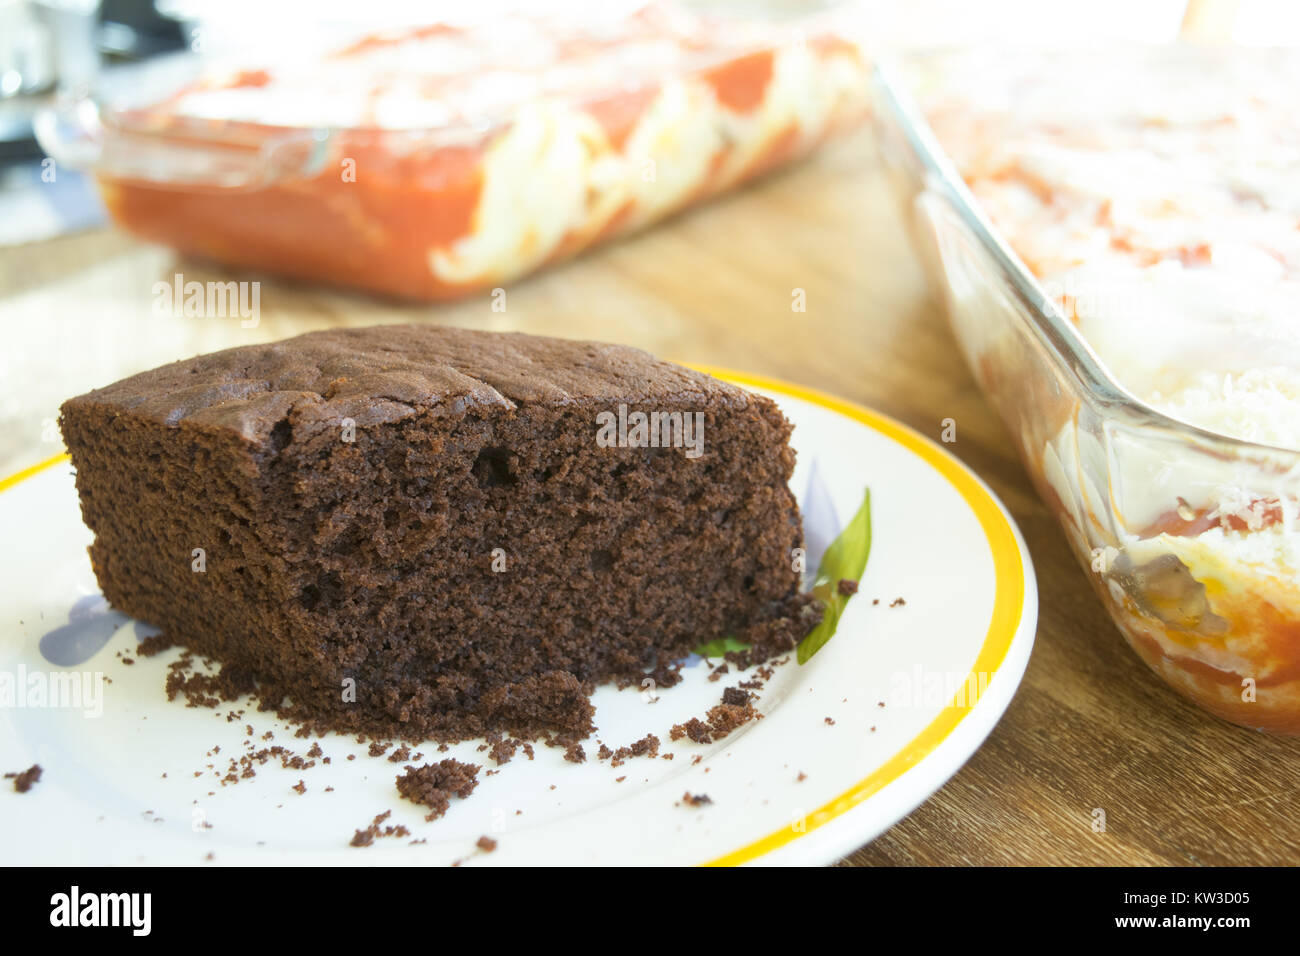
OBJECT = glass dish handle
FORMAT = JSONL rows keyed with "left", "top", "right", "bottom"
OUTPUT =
{"left": 33, "top": 95, "right": 334, "bottom": 192}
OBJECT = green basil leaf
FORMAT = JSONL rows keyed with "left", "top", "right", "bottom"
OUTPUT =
{"left": 798, "top": 487, "right": 871, "bottom": 664}
{"left": 694, "top": 635, "right": 751, "bottom": 658}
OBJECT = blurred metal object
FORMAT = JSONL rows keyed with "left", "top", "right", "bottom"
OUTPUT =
{"left": 0, "top": 0, "right": 56, "bottom": 97}
{"left": 31, "top": 0, "right": 102, "bottom": 93}
{"left": 97, "top": 0, "right": 186, "bottom": 60}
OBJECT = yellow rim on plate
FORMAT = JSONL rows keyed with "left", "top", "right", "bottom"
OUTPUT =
{"left": 1, "top": 373, "right": 1026, "bottom": 867}
{"left": 0, "top": 451, "right": 69, "bottom": 493}
{"left": 695, "top": 369, "right": 1027, "bottom": 866}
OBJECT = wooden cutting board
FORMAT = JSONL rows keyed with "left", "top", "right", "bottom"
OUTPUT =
{"left": 3, "top": 128, "right": 1298, "bottom": 864}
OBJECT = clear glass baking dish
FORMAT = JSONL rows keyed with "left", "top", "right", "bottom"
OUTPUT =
{"left": 34, "top": 1, "right": 873, "bottom": 301}
{"left": 874, "top": 53, "right": 1300, "bottom": 734}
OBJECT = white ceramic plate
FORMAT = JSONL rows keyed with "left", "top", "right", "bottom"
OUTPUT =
{"left": 0, "top": 372, "right": 1035, "bottom": 866}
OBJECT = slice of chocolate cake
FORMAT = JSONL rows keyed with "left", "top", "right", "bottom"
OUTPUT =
{"left": 59, "top": 326, "right": 818, "bottom": 740}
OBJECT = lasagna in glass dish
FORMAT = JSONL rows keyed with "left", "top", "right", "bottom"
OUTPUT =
{"left": 878, "top": 48, "right": 1300, "bottom": 733}
{"left": 40, "top": 1, "right": 872, "bottom": 300}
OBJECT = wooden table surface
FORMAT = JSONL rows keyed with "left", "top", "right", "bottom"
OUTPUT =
{"left": 3, "top": 129, "right": 1298, "bottom": 865}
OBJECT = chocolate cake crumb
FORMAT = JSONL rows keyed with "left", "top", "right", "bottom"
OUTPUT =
{"left": 395, "top": 759, "right": 481, "bottom": 821}
{"left": 645, "top": 659, "right": 684, "bottom": 690}
{"left": 368, "top": 741, "right": 390, "bottom": 757}
{"left": 606, "top": 733, "right": 661, "bottom": 768}
{"left": 387, "top": 746, "right": 412, "bottom": 763}
{"left": 824, "top": 717, "right": 836, "bottom": 726}
{"left": 164, "top": 654, "right": 255, "bottom": 710}
{"left": 563, "top": 742, "right": 586, "bottom": 764}
{"left": 476, "top": 836, "right": 498, "bottom": 853}
{"left": 704, "top": 701, "right": 756, "bottom": 739}
{"left": 721, "top": 687, "right": 750, "bottom": 707}
{"left": 724, "top": 648, "right": 753, "bottom": 671}
{"left": 837, "top": 578, "right": 859, "bottom": 596}
{"left": 348, "top": 812, "right": 412, "bottom": 847}
{"left": 670, "top": 718, "right": 714, "bottom": 744}
{"left": 890, "top": 597, "right": 906, "bottom": 607}
{"left": 670, "top": 687, "right": 759, "bottom": 745}
{"left": 292, "top": 780, "right": 306, "bottom": 794}
{"left": 5, "top": 765, "right": 42, "bottom": 793}
{"left": 680, "top": 792, "right": 712, "bottom": 807}
{"left": 136, "top": 634, "right": 174, "bottom": 658}
{"left": 487, "top": 737, "right": 519, "bottom": 766}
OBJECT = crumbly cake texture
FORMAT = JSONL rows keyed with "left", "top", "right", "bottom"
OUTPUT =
{"left": 395, "top": 759, "right": 482, "bottom": 821}
{"left": 60, "top": 325, "right": 818, "bottom": 741}
{"left": 5, "top": 764, "right": 42, "bottom": 793}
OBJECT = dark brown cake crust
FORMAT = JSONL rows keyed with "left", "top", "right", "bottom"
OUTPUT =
{"left": 60, "top": 325, "right": 817, "bottom": 741}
